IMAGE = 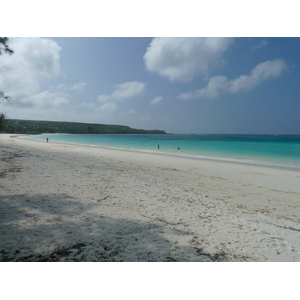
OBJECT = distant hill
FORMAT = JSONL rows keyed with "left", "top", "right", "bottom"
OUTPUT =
{"left": 2, "top": 119, "right": 166, "bottom": 134}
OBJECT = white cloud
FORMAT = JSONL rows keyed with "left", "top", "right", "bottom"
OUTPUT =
{"left": 178, "top": 59, "right": 287, "bottom": 100}
{"left": 0, "top": 37, "right": 67, "bottom": 111}
{"left": 179, "top": 76, "right": 228, "bottom": 100}
{"left": 228, "top": 59, "right": 287, "bottom": 93}
{"left": 252, "top": 40, "right": 269, "bottom": 50}
{"left": 150, "top": 96, "right": 163, "bottom": 105}
{"left": 96, "top": 81, "right": 145, "bottom": 113}
{"left": 96, "top": 102, "right": 117, "bottom": 113}
{"left": 19, "top": 91, "right": 69, "bottom": 108}
{"left": 97, "top": 95, "right": 110, "bottom": 103}
{"left": 58, "top": 81, "right": 87, "bottom": 91}
{"left": 112, "top": 81, "right": 145, "bottom": 100}
{"left": 143, "top": 37, "right": 234, "bottom": 82}
{"left": 57, "top": 84, "right": 67, "bottom": 90}
{"left": 0, "top": 37, "right": 61, "bottom": 99}
{"left": 70, "top": 81, "right": 87, "bottom": 91}
{"left": 98, "top": 81, "right": 145, "bottom": 102}
{"left": 127, "top": 109, "right": 135, "bottom": 114}
{"left": 78, "top": 102, "right": 96, "bottom": 109}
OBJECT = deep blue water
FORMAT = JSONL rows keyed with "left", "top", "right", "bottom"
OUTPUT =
{"left": 22, "top": 134, "right": 300, "bottom": 170}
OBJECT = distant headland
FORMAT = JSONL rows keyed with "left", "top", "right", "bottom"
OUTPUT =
{"left": 2, "top": 119, "right": 166, "bottom": 134}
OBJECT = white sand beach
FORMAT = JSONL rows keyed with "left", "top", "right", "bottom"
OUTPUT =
{"left": 1, "top": 134, "right": 300, "bottom": 262}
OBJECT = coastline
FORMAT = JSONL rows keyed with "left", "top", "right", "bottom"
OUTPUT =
{"left": 18, "top": 133, "right": 300, "bottom": 172}
{"left": 1, "top": 134, "right": 300, "bottom": 261}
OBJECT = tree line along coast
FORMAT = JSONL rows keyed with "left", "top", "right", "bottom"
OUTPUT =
{"left": 1, "top": 119, "right": 166, "bottom": 135}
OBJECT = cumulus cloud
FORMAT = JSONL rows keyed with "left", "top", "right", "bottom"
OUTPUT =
{"left": 96, "top": 102, "right": 117, "bottom": 113}
{"left": 178, "top": 59, "right": 287, "bottom": 101}
{"left": 112, "top": 81, "right": 145, "bottom": 100}
{"left": 252, "top": 40, "right": 269, "bottom": 50}
{"left": 150, "top": 96, "right": 163, "bottom": 105}
{"left": 0, "top": 37, "right": 61, "bottom": 99}
{"left": 0, "top": 37, "right": 71, "bottom": 111}
{"left": 77, "top": 102, "right": 96, "bottom": 109}
{"left": 97, "top": 95, "right": 110, "bottom": 103}
{"left": 0, "top": 38, "right": 90, "bottom": 111}
{"left": 96, "top": 81, "right": 145, "bottom": 115}
{"left": 98, "top": 81, "right": 145, "bottom": 102}
{"left": 228, "top": 59, "right": 286, "bottom": 93}
{"left": 143, "top": 37, "right": 234, "bottom": 82}
{"left": 19, "top": 91, "right": 69, "bottom": 108}
{"left": 58, "top": 81, "right": 87, "bottom": 91}
{"left": 179, "top": 76, "right": 228, "bottom": 100}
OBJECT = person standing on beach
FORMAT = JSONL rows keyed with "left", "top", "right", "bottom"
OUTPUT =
{"left": 46, "top": 138, "right": 49, "bottom": 143}
{"left": 158, "top": 144, "right": 160, "bottom": 149}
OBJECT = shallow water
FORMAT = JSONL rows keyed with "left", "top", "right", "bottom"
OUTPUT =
{"left": 22, "top": 134, "right": 300, "bottom": 171}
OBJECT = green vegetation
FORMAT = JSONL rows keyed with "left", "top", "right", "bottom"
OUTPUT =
{"left": 2, "top": 119, "right": 166, "bottom": 134}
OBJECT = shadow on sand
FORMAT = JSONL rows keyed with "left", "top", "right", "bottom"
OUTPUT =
{"left": 0, "top": 142, "right": 231, "bottom": 262}
{"left": 0, "top": 191, "right": 229, "bottom": 262}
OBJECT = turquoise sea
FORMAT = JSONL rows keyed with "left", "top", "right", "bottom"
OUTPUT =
{"left": 22, "top": 134, "right": 300, "bottom": 171}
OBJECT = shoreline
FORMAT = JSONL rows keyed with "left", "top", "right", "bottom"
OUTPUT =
{"left": 1, "top": 134, "right": 300, "bottom": 261}
{"left": 16, "top": 133, "right": 300, "bottom": 172}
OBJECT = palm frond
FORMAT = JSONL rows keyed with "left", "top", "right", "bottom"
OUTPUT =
{"left": 0, "top": 37, "right": 14, "bottom": 55}
{"left": 0, "top": 90, "right": 12, "bottom": 104}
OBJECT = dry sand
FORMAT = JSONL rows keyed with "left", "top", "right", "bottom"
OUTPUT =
{"left": 1, "top": 134, "right": 300, "bottom": 261}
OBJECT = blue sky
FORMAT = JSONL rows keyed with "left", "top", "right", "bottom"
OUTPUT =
{"left": 1, "top": 37, "right": 300, "bottom": 134}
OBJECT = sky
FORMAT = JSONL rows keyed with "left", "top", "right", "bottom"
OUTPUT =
{"left": 1, "top": 37, "right": 300, "bottom": 134}
{"left": 1, "top": 1, "right": 299, "bottom": 294}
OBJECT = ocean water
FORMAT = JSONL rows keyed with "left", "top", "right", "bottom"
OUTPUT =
{"left": 22, "top": 134, "right": 300, "bottom": 171}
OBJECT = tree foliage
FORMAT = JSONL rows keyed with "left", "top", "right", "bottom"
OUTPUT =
{"left": 0, "top": 37, "right": 13, "bottom": 130}
{"left": 0, "top": 37, "right": 14, "bottom": 55}
{"left": 2, "top": 119, "right": 166, "bottom": 134}
{"left": 0, "top": 90, "right": 12, "bottom": 105}
{"left": 0, "top": 37, "right": 13, "bottom": 103}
